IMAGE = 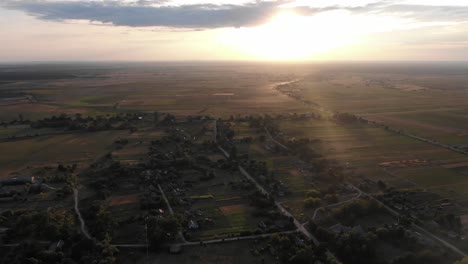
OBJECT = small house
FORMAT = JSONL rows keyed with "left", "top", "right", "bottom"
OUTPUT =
{"left": 188, "top": 220, "right": 199, "bottom": 230}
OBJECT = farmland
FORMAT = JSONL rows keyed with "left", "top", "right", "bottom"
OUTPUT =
{"left": 2, "top": 62, "right": 468, "bottom": 264}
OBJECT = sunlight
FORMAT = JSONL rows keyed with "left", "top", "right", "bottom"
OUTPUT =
{"left": 220, "top": 10, "right": 358, "bottom": 60}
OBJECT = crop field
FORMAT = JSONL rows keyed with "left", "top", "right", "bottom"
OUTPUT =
{"left": 187, "top": 200, "right": 260, "bottom": 240}
{"left": 0, "top": 63, "right": 310, "bottom": 121}
{"left": 231, "top": 122, "right": 315, "bottom": 195}
{"left": 279, "top": 120, "right": 468, "bottom": 169}
{"left": 277, "top": 118, "right": 468, "bottom": 220}
{"left": 0, "top": 130, "right": 127, "bottom": 178}
{"left": 175, "top": 166, "right": 268, "bottom": 241}
{"left": 386, "top": 166, "right": 468, "bottom": 210}
{"left": 285, "top": 69, "right": 468, "bottom": 145}
{"left": 3, "top": 63, "right": 468, "bottom": 263}
{"left": 119, "top": 239, "right": 275, "bottom": 264}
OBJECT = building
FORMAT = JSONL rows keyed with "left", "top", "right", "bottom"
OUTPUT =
{"left": 0, "top": 177, "right": 35, "bottom": 186}
{"left": 188, "top": 220, "right": 199, "bottom": 230}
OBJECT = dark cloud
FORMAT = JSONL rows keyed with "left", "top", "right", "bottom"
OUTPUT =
{"left": 2, "top": 0, "right": 321, "bottom": 28}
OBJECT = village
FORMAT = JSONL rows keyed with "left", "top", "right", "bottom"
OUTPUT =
{"left": 0, "top": 111, "right": 467, "bottom": 264}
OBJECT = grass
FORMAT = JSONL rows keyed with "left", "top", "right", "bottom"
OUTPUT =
{"left": 191, "top": 195, "right": 215, "bottom": 200}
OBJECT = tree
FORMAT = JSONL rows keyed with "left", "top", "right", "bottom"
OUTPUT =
{"left": 305, "top": 189, "right": 321, "bottom": 198}
{"left": 147, "top": 215, "right": 181, "bottom": 249}
{"left": 85, "top": 202, "right": 116, "bottom": 240}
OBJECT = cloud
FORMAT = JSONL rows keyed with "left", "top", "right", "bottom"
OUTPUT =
{"left": 2, "top": 0, "right": 323, "bottom": 28}
{"left": 3, "top": 0, "right": 468, "bottom": 29}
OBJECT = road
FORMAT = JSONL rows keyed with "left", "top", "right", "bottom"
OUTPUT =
{"left": 264, "top": 127, "right": 289, "bottom": 151}
{"left": 111, "top": 120, "right": 306, "bottom": 249}
{"left": 113, "top": 230, "right": 298, "bottom": 248}
{"left": 270, "top": 78, "right": 468, "bottom": 158}
{"left": 214, "top": 120, "right": 320, "bottom": 245}
{"left": 262, "top": 111, "right": 468, "bottom": 257}
{"left": 157, "top": 184, "right": 186, "bottom": 243}
{"left": 362, "top": 117, "right": 468, "bottom": 156}
{"left": 73, "top": 188, "right": 91, "bottom": 239}
{"left": 311, "top": 187, "right": 362, "bottom": 221}
{"left": 348, "top": 183, "right": 468, "bottom": 257}
{"left": 268, "top": 80, "right": 468, "bottom": 257}
{"left": 41, "top": 183, "right": 57, "bottom": 190}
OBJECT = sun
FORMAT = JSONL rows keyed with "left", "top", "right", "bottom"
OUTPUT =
{"left": 220, "top": 11, "right": 358, "bottom": 60}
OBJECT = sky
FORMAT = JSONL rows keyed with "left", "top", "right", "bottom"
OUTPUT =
{"left": 1, "top": 0, "right": 468, "bottom": 61}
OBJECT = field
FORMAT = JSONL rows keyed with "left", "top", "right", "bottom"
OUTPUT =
{"left": 0, "top": 63, "right": 311, "bottom": 121}
{"left": 282, "top": 64, "right": 468, "bottom": 145}
{"left": 118, "top": 239, "right": 275, "bottom": 264}
{"left": 3, "top": 62, "right": 468, "bottom": 263}
{"left": 0, "top": 130, "right": 128, "bottom": 178}
{"left": 276, "top": 118, "right": 468, "bottom": 222}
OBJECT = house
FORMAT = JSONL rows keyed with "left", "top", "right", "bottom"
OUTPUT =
{"left": 294, "top": 236, "right": 305, "bottom": 246}
{"left": 329, "top": 223, "right": 351, "bottom": 234}
{"left": 188, "top": 220, "right": 199, "bottom": 230}
{"left": 0, "top": 177, "right": 35, "bottom": 186}
{"left": 48, "top": 240, "right": 64, "bottom": 252}
{"left": 204, "top": 218, "right": 214, "bottom": 224}
{"left": 351, "top": 225, "right": 365, "bottom": 235}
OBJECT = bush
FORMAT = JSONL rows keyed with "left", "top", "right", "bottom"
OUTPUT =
{"left": 304, "top": 197, "right": 321, "bottom": 208}
{"left": 324, "top": 194, "right": 339, "bottom": 203}
{"left": 240, "top": 230, "right": 252, "bottom": 236}
{"left": 305, "top": 189, "right": 321, "bottom": 198}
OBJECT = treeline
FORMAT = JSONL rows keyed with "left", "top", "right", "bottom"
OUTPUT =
{"left": 29, "top": 113, "right": 143, "bottom": 131}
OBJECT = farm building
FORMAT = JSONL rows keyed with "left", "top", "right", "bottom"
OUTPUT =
{"left": 0, "top": 177, "right": 35, "bottom": 186}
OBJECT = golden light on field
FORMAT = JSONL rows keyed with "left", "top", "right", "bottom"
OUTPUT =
{"left": 220, "top": 10, "right": 358, "bottom": 60}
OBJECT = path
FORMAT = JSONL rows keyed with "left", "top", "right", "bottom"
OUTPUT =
{"left": 214, "top": 120, "right": 319, "bottom": 245}
{"left": 264, "top": 127, "right": 289, "bottom": 151}
{"left": 349, "top": 183, "right": 468, "bottom": 257}
{"left": 73, "top": 188, "right": 91, "bottom": 239}
{"left": 311, "top": 187, "right": 362, "bottom": 221}
{"left": 41, "top": 183, "right": 57, "bottom": 190}
{"left": 262, "top": 110, "right": 467, "bottom": 257}
{"left": 113, "top": 230, "right": 298, "bottom": 248}
{"left": 157, "top": 184, "right": 186, "bottom": 243}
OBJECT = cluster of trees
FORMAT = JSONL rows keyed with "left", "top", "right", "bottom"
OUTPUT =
{"left": 2, "top": 209, "right": 76, "bottom": 243}
{"left": 303, "top": 189, "right": 322, "bottom": 208}
{"left": 147, "top": 215, "right": 181, "bottom": 249}
{"left": 392, "top": 249, "right": 452, "bottom": 264}
{"left": 435, "top": 213, "right": 462, "bottom": 232}
{"left": 332, "top": 113, "right": 361, "bottom": 124}
{"left": 87, "top": 159, "right": 128, "bottom": 199}
{"left": 83, "top": 202, "right": 116, "bottom": 241}
{"left": 248, "top": 190, "right": 274, "bottom": 209}
{"left": 333, "top": 229, "right": 377, "bottom": 264}
{"left": 321, "top": 199, "right": 386, "bottom": 226}
{"left": 2, "top": 235, "right": 119, "bottom": 264}
{"left": 263, "top": 233, "right": 332, "bottom": 264}
{"left": 29, "top": 113, "right": 143, "bottom": 131}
